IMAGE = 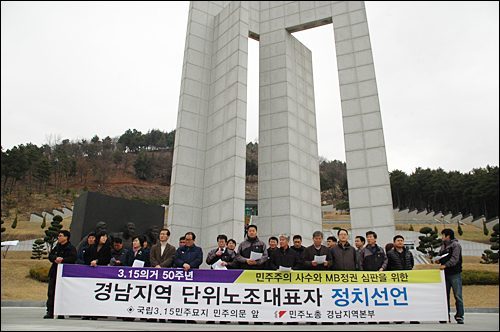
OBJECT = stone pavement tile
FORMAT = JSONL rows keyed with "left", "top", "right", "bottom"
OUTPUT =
{"left": 1, "top": 308, "right": 498, "bottom": 331}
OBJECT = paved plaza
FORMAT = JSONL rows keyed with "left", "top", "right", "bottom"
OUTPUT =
{"left": 1, "top": 306, "right": 498, "bottom": 331}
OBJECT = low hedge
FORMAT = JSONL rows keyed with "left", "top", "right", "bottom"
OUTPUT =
{"left": 462, "top": 270, "right": 499, "bottom": 285}
{"left": 29, "top": 266, "right": 50, "bottom": 282}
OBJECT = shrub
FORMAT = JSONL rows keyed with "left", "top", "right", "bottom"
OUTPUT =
{"left": 29, "top": 266, "right": 50, "bottom": 282}
{"left": 31, "top": 239, "right": 47, "bottom": 260}
{"left": 483, "top": 221, "right": 489, "bottom": 236}
{"left": 409, "top": 223, "right": 414, "bottom": 231}
{"left": 1, "top": 219, "right": 5, "bottom": 233}
{"left": 332, "top": 226, "right": 342, "bottom": 230}
{"left": 44, "top": 215, "right": 63, "bottom": 251}
{"left": 417, "top": 227, "right": 442, "bottom": 258}
{"left": 482, "top": 223, "right": 499, "bottom": 264}
{"left": 457, "top": 224, "right": 463, "bottom": 236}
{"left": 41, "top": 215, "right": 46, "bottom": 229}
{"left": 462, "top": 270, "right": 499, "bottom": 285}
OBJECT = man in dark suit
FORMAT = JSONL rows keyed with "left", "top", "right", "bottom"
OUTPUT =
{"left": 302, "top": 231, "right": 333, "bottom": 270}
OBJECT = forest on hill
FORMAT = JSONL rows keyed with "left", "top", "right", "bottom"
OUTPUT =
{"left": 1, "top": 129, "right": 498, "bottom": 220}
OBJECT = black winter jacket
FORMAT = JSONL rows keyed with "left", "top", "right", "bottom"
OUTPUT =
{"left": 49, "top": 241, "right": 77, "bottom": 278}
{"left": 269, "top": 247, "right": 300, "bottom": 270}
{"left": 386, "top": 247, "right": 414, "bottom": 271}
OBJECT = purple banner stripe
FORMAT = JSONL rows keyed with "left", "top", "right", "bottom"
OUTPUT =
{"left": 60, "top": 264, "right": 243, "bottom": 283}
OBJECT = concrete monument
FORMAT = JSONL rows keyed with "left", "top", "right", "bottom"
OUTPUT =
{"left": 169, "top": 1, "right": 395, "bottom": 252}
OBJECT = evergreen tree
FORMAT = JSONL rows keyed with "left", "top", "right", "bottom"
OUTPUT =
{"left": 483, "top": 220, "right": 489, "bottom": 236}
{"left": 31, "top": 239, "right": 47, "bottom": 260}
{"left": 41, "top": 214, "right": 46, "bottom": 229}
{"left": 481, "top": 223, "right": 499, "bottom": 264}
{"left": 409, "top": 223, "right": 414, "bottom": 231}
{"left": 11, "top": 213, "right": 17, "bottom": 229}
{"left": 1, "top": 219, "right": 5, "bottom": 233}
{"left": 43, "top": 215, "right": 63, "bottom": 252}
{"left": 417, "top": 227, "right": 442, "bottom": 258}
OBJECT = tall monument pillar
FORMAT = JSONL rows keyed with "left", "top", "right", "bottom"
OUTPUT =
{"left": 169, "top": 1, "right": 395, "bottom": 254}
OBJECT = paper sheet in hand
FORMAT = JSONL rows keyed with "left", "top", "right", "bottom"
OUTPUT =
{"left": 249, "top": 251, "right": 263, "bottom": 261}
{"left": 314, "top": 255, "right": 326, "bottom": 263}
{"left": 279, "top": 266, "right": 292, "bottom": 272}
{"left": 212, "top": 259, "right": 227, "bottom": 270}
{"left": 132, "top": 260, "right": 145, "bottom": 267}
{"left": 431, "top": 253, "right": 449, "bottom": 261}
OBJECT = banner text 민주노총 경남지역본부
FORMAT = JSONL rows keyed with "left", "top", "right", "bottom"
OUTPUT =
{"left": 54, "top": 265, "right": 448, "bottom": 323}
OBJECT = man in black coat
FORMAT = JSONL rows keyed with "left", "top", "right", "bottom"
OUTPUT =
{"left": 44, "top": 230, "right": 77, "bottom": 319}
{"left": 330, "top": 229, "right": 358, "bottom": 271}
{"left": 269, "top": 234, "right": 300, "bottom": 270}
{"left": 386, "top": 235, "right": 414, "bottom": 271}
{"left": 291, "top": 235, "right": 307, "bottom": 269}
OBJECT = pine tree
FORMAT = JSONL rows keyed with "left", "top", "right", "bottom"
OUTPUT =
{"left": 43, "top": 215, "right": 63, "bottom": 253}
{"left": 482, "top": 223, "right": 499, "bottom": 264}
{"left": 1, "top": 219, "right": 5, "bottom": 233}
{"left": 41, "top": 214, "right": 46, "bottom": 229}
{"left": 31, "top": 239, "right": 47, "bottom": 260}
{"left": 11, "top": 213, "right": 18, "bottom": 229}
{"left": 417, "top": 227, "right": 442, "bottom": 258}
{"left": 457, "top": 224, "right": 463, "bottom": 236}
{"left": 483, "top": 220, "right": 489, "bottom": 236}
{"left": 409, "top": 223, "right": 414, "bottom": 231}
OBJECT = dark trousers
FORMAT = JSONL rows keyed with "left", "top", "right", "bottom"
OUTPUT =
{"left": 46, "top": 275, "right": 56, "bottom": 315}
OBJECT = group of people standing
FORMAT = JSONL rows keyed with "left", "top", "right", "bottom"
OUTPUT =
{"left": 44, "top": 225, "right": 464, "bottom": 324}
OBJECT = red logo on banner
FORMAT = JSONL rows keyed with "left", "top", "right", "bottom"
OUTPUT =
{"left": 279, "top": 311, "right": 286, "bottom": 318}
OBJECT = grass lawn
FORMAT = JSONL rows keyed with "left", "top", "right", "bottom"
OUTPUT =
{"left": 1, "top": 216, "right": 72, "bottom": 242}
{"left": 396, "top": 223, "right": 492, "bottom": 244}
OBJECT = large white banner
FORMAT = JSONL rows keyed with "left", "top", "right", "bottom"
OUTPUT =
{"left": 55, "top": 266, "right": 448, "bottom": 323}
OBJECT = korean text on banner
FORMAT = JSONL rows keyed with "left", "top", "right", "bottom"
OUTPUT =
{"left": 54, "top": 266, "right": 448, "bottom": 323}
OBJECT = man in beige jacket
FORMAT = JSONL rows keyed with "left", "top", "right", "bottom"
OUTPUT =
{"left": 149, "top": 228, "right": 176, "bottom": 268}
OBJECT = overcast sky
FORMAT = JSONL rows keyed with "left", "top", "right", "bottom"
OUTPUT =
{"left": 1, "top": 1, "right": 498, "bottom": 175}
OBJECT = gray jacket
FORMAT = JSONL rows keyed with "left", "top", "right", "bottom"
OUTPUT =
{"left": 359, "top": 244, "right": 388, "bottom": 271}
{"left": 438, "top": 238, "right": 462, "bottom": 275}
{"left": 235, "top": 237, "right": 268, "bottom": 269}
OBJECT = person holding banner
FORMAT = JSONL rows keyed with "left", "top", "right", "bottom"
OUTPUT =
{"left": 206, "top": 234, "right": 236, "bottom": 269}
{"left": 436, "top": 229, "right": 464, "bottom": 324}
{"left": 386, "top": 235, "right": 414, "bottom": 271}
{"left": 330, "top": 229, "right": 357, "bottom": 271}
{"left": 269, "top": 234, "right": 300, "bottom": 271}
{"left": 109, "top": 237, "right": 127, "bottom": 266}
{"left": 302, "top": 231, "right": 333, "bottom": 270}
{"left": 85, "top": 231, "right": 112, "bottom": 267}
{"left": 174, "top": 232, "right": 203, "bottom": 271}
{"left": 235, "top": 225, "right": 268, "bottom": 270}
{"left": 76, "top": 232, "right": 95, "bottom": 264}
{"left": 44, "top": 230, "right": 77, "bottom": 319}
{"left": 123, "top": 235, "right": 150, "bottom": 267}
{"left": 358, "top": 231, "right": 388, "bottom": 271}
